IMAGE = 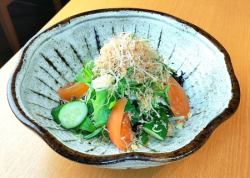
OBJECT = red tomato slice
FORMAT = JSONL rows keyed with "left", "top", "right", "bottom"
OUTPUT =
{"left": 168, "top": 77, "right": 190, "bottom": 119}
{"left": 57, "top": 82, "right": 89, "bottom": 101}
{"left": 120, "top": 113, "right": 133, "bottom": 149}
{"left": 107, "top": 98, "right": 133, "bottom": 151}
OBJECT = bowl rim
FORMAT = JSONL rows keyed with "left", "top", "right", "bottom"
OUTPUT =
{"left": 7, "top": 8, "right": 240, "bottom": 165}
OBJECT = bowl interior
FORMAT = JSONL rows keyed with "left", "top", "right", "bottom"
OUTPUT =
{"left": 13, "top": 10, "right": 232, "bottom": 155}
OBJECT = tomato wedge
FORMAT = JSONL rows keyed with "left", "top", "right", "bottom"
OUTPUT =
{"left": 107, "top": 98, "right": 133, "bottom": 151}
{"left": 120, "top": 113, "right": 133, "bottom": 148}
{"left": 57, "top": 82, "right": 89, "bottom": 101}
{"left": 168, "top": 77, "right": 190, "bottom": 119}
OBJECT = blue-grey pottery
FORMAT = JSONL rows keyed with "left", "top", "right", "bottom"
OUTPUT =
{"left": 7, "top": 9, "right": 240, "bottom": 169}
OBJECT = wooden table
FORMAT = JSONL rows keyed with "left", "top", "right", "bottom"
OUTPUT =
{"left": 0, "top": 0, "right": 249, "bottom": 177}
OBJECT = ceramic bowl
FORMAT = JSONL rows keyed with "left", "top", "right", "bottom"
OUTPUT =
{"left": 7, "top": 9, "right": 240, "bottom": 169}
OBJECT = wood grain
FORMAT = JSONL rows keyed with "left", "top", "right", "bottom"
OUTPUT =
{"left": 0, "top": 0, "right": 249, "bottom": 177}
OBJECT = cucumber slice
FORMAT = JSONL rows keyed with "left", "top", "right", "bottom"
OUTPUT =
{"left": 143, "top": 120, "right": 167, "bottom": 141}
{"left": 58, "top": 101, "right": 88, "bottom": 129}
{"left": 51, "top": 104, "right": 64, "bottom": 124}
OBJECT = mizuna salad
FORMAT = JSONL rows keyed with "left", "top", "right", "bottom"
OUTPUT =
{"left": 51, "top": 33, "right": 190, "bottom": 151}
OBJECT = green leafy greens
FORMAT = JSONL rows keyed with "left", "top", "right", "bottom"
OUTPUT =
{"left": 75, "top": 61, "right": 94, "bottom": 85}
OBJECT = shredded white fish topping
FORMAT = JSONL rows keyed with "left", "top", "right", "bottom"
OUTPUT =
{"left": 93, "top": 33, "right": 170, "bottom": 112}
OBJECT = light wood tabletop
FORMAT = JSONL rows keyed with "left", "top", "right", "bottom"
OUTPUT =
{"left": 0, "top": 0, "right": 249, "bottom": 177}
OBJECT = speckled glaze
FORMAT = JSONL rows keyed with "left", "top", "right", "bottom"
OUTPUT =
{"left": 7, "top": 9, "right": 240, "bottom": 169}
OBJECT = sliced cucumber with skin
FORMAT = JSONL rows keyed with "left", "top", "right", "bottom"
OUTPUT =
{"left": 51, "top": 104, "right": 64, "bottom": 124}
{"left": 143, "top": 120, "right": 167, "bottom": 141}
{"left": 58, "top": 101, "right": 88, "bottom": 129}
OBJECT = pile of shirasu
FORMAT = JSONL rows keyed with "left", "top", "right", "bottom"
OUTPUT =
{"left": 93, "top": 33, "right": 170, "bottom": 113}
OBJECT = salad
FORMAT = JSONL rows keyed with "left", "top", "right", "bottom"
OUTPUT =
{"left": 51, "top": 33, "right": 190, "bottom": 151}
